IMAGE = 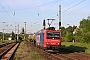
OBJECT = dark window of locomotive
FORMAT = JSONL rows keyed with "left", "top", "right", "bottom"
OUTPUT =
{"left": 47, "top": 32, "right": 60, "bottom": 39}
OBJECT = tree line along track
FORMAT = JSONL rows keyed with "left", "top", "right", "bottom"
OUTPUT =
{"left": 0, "top": 43, "right": 19, "bottom": 60}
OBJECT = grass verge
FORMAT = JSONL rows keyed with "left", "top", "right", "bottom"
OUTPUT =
{"left": 14, "top": 41, "right": 49, "bottom": 60}
{"left": 61, "top": 42, "right": 90, "bottom": 54}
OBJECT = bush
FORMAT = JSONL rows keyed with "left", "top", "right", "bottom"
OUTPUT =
{"left": 64, "top": 32, "right": 74, "bottom": 42}
{"left": 74, "top": 35, "right": 83, "bottom": 42}
{"left": 74, "top": 32, "right": 90, "bottom": 43}
{"left": 82, "top": 32, "right": 90, "bottom": 43}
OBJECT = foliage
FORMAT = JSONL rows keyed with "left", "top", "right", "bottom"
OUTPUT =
{"left": 61, "top": 25, "right": 76, "bottom": 42}
{"left": 11, "top": 31, "right": 15, "bottom": 40}
{"left": 82, "top": 32, "right": 90, "bottom": 43}
{"left": 72, "top": 25, "right": 77, "bottom": 31}
{"left": 74, "top": 35, "right": 82, "bottom": 42}
{"left": 73, "top": 29, "right": 90, "bottom": 43}
{"left": 77, "top": 17, "right": 90, "bottom": 43}
{"left": 4, "top": 33, "right": 10, "bottom": 40}
{"left": 80, "top": 18, "right": 90, "bottom": 32}
{"left": 66, "top": 26, "right": 73, "bottom": 33}
{"left": 62, "top": 16, "right": 90, "bottom": 43}
{"left": 73, "top": 28, "right": 83, "bottom": 42}
{"left": 61, "top": 27, "right": 66, "bottom": 37}
{"left": 0, "top": 30, "right": 29, "bottom": 42}
{"left": 0, "top": 33, "right": 10, "bottom": 40}
{"left": 64, "top": 32, "right": 74, "bottom": 42}
{"left": 0, "top": 34, "right": 2, "bottom": 40}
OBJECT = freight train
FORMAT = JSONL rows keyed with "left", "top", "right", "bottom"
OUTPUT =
{"left": 28, "top": 27, "right": 62, "bottom": 52}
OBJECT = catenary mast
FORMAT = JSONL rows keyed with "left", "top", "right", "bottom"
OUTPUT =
{"left": 59, "top": 5, "right": 61, "bottom": 30}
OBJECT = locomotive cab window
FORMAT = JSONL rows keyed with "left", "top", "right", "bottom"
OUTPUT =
{"left": 47, "top": 32, "right": 60, "bottom": 39}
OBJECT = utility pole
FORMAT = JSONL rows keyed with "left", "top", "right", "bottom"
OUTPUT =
{"left": 24, "top": 22, "right": 26, "bottom": 41}
{"left": 2, "top": 29, "right": 5, "bottom": 42}
{"left": 17, "top": 24, "right": 19, "bottom": 41}
{"left": 15, "top": 26, "right": 16, "bottom": 40}
{"left": 43, "top": 20, "right": 46, "bottom": 29}
{"left": 59, "top": 5, "right": 61, "bottom": 30}
{"left": 2, "top": 22, "right": 5, "bottom": 42}
{"left": 59, "top": 5, "right": 61, "bottom": 40}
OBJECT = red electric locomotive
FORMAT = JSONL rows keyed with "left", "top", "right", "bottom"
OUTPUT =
{"left": 29, "top": 19, "right": 62, "bottom": 52}
{"left": 35, "top": 27, "right": 61, "bottom": 52}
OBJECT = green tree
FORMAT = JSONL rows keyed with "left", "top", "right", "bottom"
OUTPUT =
{"left": 72, "top": 25, "right": 77, "bottom": 31}
{"left": 64, "top": 32, "right": 74, "bottom": 42}
{"left": 80, "top": 18, "right": 90, "bottom": 32}
{"left": 4, "top": 33, "right": 10, "bottom": 40}
{"left": 0, "top": 32, "right": 3, "bottom": 40}
{"left": 61, "top": 27, "right": 66, "bottom": 37}
{"left": 11, "top": 31, "right": 15, "bottom": 40}
{"left": 74, "top": 27, "right": 82, "bottom": 42}
{"left": 82, "top": 32, "right": 90, "bottom": 43}
{"left": 74, "top": 16, "right": 90, "bottom": 43}
{"left": 66, "top": 26, "right": 73, "bottom": 33}
{"left": 61, "top": 26, "right": 75, "bottom": 42}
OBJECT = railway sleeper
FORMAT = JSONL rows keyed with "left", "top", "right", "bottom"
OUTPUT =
{"left": 1, "top": 43, "right": 19, "bottom": 60}
{"left": 0, "top": 43, "right": 16, "bottom": 59}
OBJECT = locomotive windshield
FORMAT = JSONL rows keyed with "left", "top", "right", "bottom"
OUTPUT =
{"left": 47, "top": 32, "right": 60, "bottom": 39}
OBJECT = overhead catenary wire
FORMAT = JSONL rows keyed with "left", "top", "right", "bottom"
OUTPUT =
{"left": 61, "top": 0, "right": 88, "bottom": 26}
{"left": 5, "top": 0, "right": 13, "bottom": 13}
{"left": 52, "top": 0, "right": 86, "bottom": 19}
{"left": 0, "top": 3, "right": 14, "bottom": 23}
{"left": 5, "top": 0, "right": 62, "bottom": 12}
{"left": 50, "top": 0, "right": 87, "bottom": 27}
{"left": 62, "top": 4, "right": 89, "bottom": 23}
{"left": 0, "top": 0, "right": 61, "bottom": 20}
{"left": 5, "top": 0, "right": 16, "bottom": 22}
{"left": 38, "top": 0, "right": 61, "bottom": 7}
{"left": 0, "top": 0, "right": 62, "bottom": 25}
{"left": 31, "top": 0, "right": 87, "bottom": 28}
{"left": 62, "top": 0, "right": 86, "bottom": 13}
{"left": 2, "top": 0, "right": 14, "bottom": 30}
{"left": 0, "top": 0, "right": 86, "bottom": 18}
{"left": 0, "top": 0, "right": 88, "bottom": 33}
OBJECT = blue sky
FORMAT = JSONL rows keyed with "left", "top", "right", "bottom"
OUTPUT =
{"left": 0, "top": 0, "right": 90, "bottom": 33}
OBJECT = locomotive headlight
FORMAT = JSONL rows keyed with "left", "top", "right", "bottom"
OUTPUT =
{"left": 47, "top": 43, "right": 49, "bottom": 44}
{"left": 57, "top": 43, "right": 59, "bottom": 45}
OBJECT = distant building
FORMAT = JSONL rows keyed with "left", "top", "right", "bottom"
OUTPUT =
{"left": 73, "top": 29, "right": 76, "bottom": 34}
{"left": 8, "top": 37, "right": 12, "bottom": 40}
{"left": 73, "top": 26, "right": 80, "bottom": 34}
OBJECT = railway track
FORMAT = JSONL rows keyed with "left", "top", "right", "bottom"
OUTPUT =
{"left": 0, "top": 43, "right": 19, "bottom": 60}
{"left": 29, "top": 42, "right": 90, "bottom": 60}
{"left": 0, "top": 43, "right": 11, "bottom": 48}
{"left": 29, "top": 42, "right": 74, "bottom": 60}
